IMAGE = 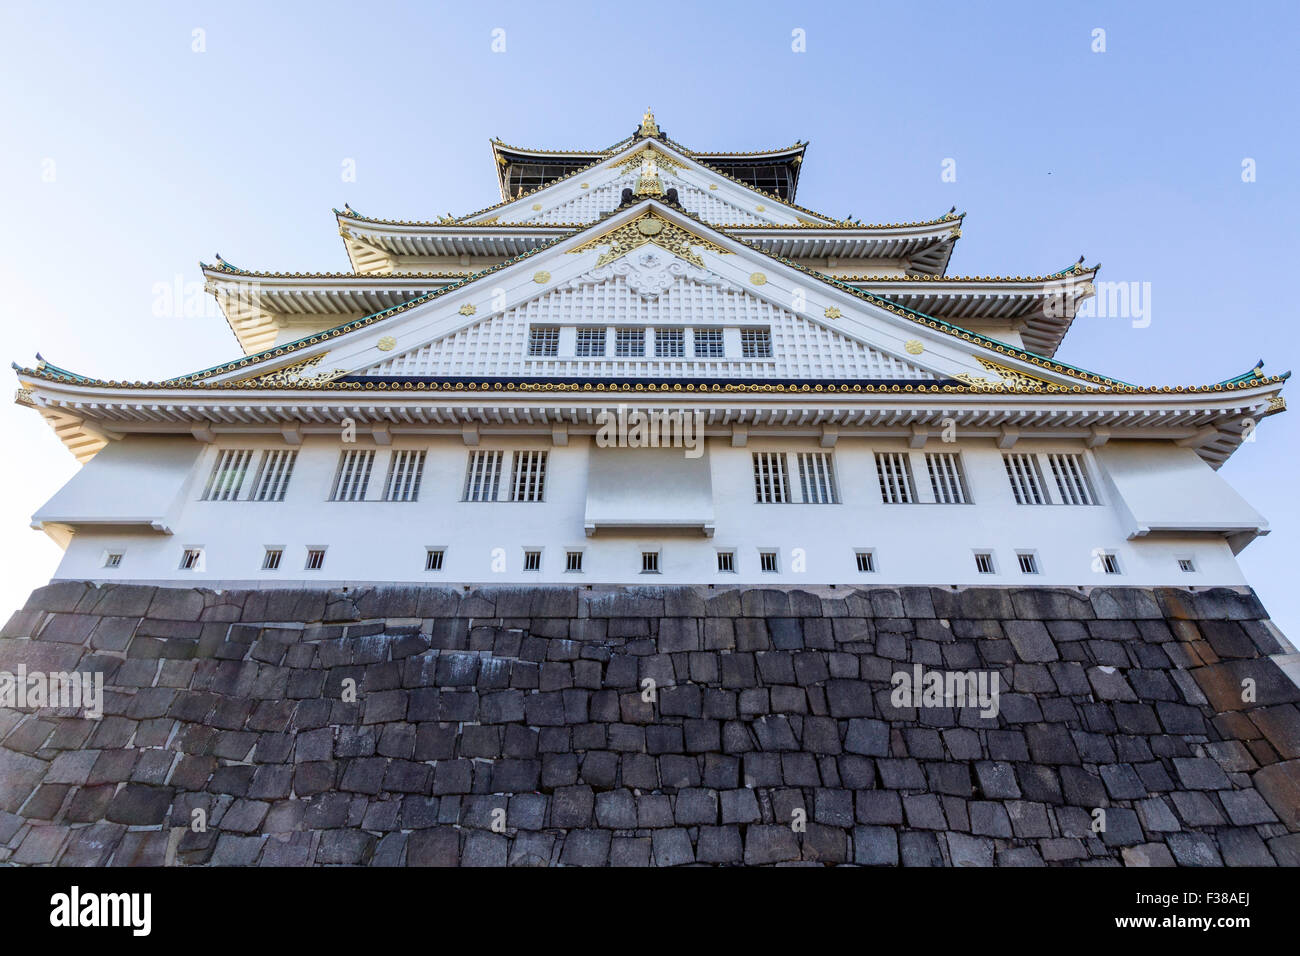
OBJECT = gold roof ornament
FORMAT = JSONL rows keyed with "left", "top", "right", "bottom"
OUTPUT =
{"left": 633, "top": 152, "right": 664, "bottom": 197}
{"left": 639, "top": 107, "right": 659, "bottom": 138}
{"left": 569, "top": 211, "right": 730, "bottom": 268}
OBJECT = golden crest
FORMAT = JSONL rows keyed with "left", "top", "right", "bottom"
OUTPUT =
{"left": 459, "top": 303, "right": 477, "bottom": 316}
{"left": 756, "top": 205, "right": 765, "bottom": 212}
{"left": 569, "top": 212, "right": 729, "bottom": 268}
{"left": 377, "top": 336, "right": 397, "bottom": 352}
{"left": 904, "top": 340, "right": 924, "bottom": 355}
{"left": 533, "top": 270, "right": 551, "bottom": 284}
{"left": 750, "top": 272, "right": 767, "bottom": 286}
{"left": 531, "top": 203, "right": 542, "bottom": 211}
{"left": 824, "top": 307, "right": 842, "bottom": 319}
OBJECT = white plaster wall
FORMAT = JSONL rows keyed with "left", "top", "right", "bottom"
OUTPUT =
{"left": 43, "top": 433, "right": 1256, "bottom": 588}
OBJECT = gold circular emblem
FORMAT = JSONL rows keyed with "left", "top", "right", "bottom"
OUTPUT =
{"left": 533, "top": 270, "right": 551, "bottom": 283}
{"left": 531, "top": 203, "right": 542, "bottom": 210}
{"left": 458, "top": 304, "right": 477, "bottom": 316}
{"left": 708, "top": 184, "right": 717, "bottom": 190}
{"left": 377, "top": 336, "right": 396, "bottom": 351}
{"left": 824, "top": 307, "right": 842, "bottom": 319}
{"left": 750, "top": 272, "right": 767, "bottom": 286}
{"left": 756, "top": 205, "right": 766, "bottom": 212}
{"left": 580, "top": 183, "right": 589, "bottom": 188}
{"left": 637, "top": 218, "right": 663, "bottom": 236}
{"left": 905, "top": 339, "right": 924, "bottom": 355}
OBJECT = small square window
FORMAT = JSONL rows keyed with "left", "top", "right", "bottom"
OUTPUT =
{"left": 262, "top": 548, "right": 283, "bottom": 571}
{"left": 179, "top": 548, "right": 204, "bottom": 571}
{"left": 654, "top": 327, "right": 685, "bottom": 358}
{"left": 566, "top": 551, "right": 584, "bottom": 573}
{"left": 740, "top": 328, "right": 773, "bottom": 359}
{"left": 1178, "top": 558, "right": 1196, "bottom": 573}
{"left": 717, "top": 551, "right": 736, "bottom": 573}
{"left": 615, "top": 327, "right": 646, "bottom": 357}
{"left": 523, "top": 550, "right": 542, "bottom": 572}
{"left": 855, "top": 550, "right": 876, "bottom": 573}
{"left": 759, "top": 550, "right": 779, "bottom": 573}
{"left": 694, "top": 328, "right": 725, "bottom": 358}
{"left": 305, "top": 548, "right": 327, "bottom": 571}
{"left": 425, "top": 548, "right": 445, "bottom": 572}
{"left": 1099, "top": 552, "right": 1121, "bottom": 575}
{"left": 528, "top": 326, "right": 560, "bottom": 357}
{"left": 974, "top": 552, "right": 996, "bottom": 574}
{"left": 575, "top": 327, "right": 606, "bottom": 357}
{"left": 1017, "top": 552, "right": 1039, "bottom": 574}
{"left": 103, "top": 552, "right": 124, "bottom": 569}
{"left": 641, "top": 551, "right": 660, "bottom": 574}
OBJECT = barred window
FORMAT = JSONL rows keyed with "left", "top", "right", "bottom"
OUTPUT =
{"left": 202, "top": 449, "right": 254, "bottom": 501}
{"left": 383, "top": 450, "right": 426, "bottom": 502}
{"left": 752, "top": 452, "right": 791, "bottom": 503}
{"left": 425, "top": 548, "right": 445, "bottom": 571}
{"left": 566, "top": 551, "right": 584, "bottom": 572}
{"left": 523, "top": 550, "right": 542, "bottom": 572}
{"left": 575, "top": 327, "right": 606, "bottom": 357}
{"left": 103, "top": 552, "right": 124, "bottom": 568}
{"left": 694, "top": 328, "right": 725, "bottom": 357}
{"left": 615, "top": 327, "right": 645, "bottom": 357}
{"left": 1047, "top": 453, "right": 1096, "bottom": 505}
{"left": 759, "top": 550, "right": 779, "bottom": 573}
{"left": 250, "top": 450, "right": 297, "bottom": 502}
{"left": 463, "top": 450, "right": 504, "bottom": 502}
{"left": 641, "top": 551, "right": 660, "bottom": 574}
{"left": 1003, "top": 453, "right": 1047, "bottom": 505}
{"left": 925, "top": 452, "right": 969, "bottom": 504}
{"left": 797, "top": 452, "right": 838, "bottom": 504}
{"left": 974, "top": 552, "right": 995, "bottom": 574}
{"left": 1017, "top": 552, "right": 1039, "bottom": 574}
{"left": 510, "top": 451, "right": 548, "bottom": 502}
{"left": 1098, "top": 551, "right": 1121, "bottom": 575}
{"left": 179, "top": 548, "right": 203, "bottom": 571}
{"left": 305, "top": 548, "right": 327, "bottom": 571}
{"left": 330, "top": 450, "right": 375, "bottom": 502}
{"left": 1178, "top": 558, "right": 1196, "bottom": 573}
{"left": 855, "top": 550, "right": 876, "bottom": 573}
{"left": 875, "top": 452, "right": 916, "bottom": 504}
{"left": 740, "top": 328, "right": 772, "bottom": 358}
{"left": 262, "top": 548, "right": 283, "bottom": 571}
{"left": 654, "top": 328, "right": 685, "bottom": 358}
{"left": 717, "top": 551, "right": 736, "bottom": 573}
{"left": 528, "top": 326, "right": 560, "bottom": 357}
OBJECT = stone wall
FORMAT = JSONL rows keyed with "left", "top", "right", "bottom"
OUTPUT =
{"left": 1, "top": 581, "right": 1298, "bottom": 866}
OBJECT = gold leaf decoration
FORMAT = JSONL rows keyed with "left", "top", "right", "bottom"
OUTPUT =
{"left": 568, "top": 212, "right": 730, "bottom": 268}
{"left": 235, "top": 354, "right": 347, "bottom": 388}
{"left": 459, "top": 304, "right": 477, "bottom": 316}
{"left": 824, "top": 307, "right": 842, "bottom": 319}
{"left": 610, "top": 146, "right": 685, "bottom": 175}
{"left": 954, "top": 358, "right": 1062, "bottom": 391}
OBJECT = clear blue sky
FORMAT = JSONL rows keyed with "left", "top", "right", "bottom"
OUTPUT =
{"left": 1, "top": 1, "right": 1296, "bottom": 631}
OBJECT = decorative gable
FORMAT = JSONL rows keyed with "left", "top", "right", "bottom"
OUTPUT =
{"left": 358, "top": 246, "right": 936, "bottom": 381}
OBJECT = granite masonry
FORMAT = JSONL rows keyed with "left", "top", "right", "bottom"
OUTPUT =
{"left": 1, "top": 581, "right": 1298, "bottom": 867}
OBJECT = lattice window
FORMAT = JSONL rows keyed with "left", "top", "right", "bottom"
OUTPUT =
{"left": 974, "top": 552, "right": 995, "bottom": 574}
{"left": 641, "top": 551, "right": 660, "bottom": 574}
{"left": 528, "top": 326, "right": 560, "bottom": 357}
{"left": 510, "top": 451, "right": 548, "bottom": 502}
{"left": 305, "top": 548, "right": 327, "bottom": 571}
{"left": 1003, "top": 453, "right": 1047, "bottom": 505}
{"left": 753, "top": 452, "right": 791, "bottom": 503}
{"left": 330, "top": 450, "right": 375, "bottom": 502}
{"left": 615, "top": 327, "right": 645, "bottom": 357}
{"left": 654, "top": 327, "right": 685, "bottom": 358}
{"left": 797, "top": 452, "right": 838, "bottom": 504}
{"left": 1017, "top": 552, "right": 1039, "bottom": 574}
{"left": 202, "top": 449, "right": 254, "bottom": 501}
{"left": 759, "top": 550, "right": 779, "bottom": 573}
{"left": 717, "top": 551, "right": 736, "bottom": 573}
{"left": 694, "top": 327, "right": 725, "bottom": 357}
{"left": 740, "top": 328, "right": 773, "bottom": 358}
{"left": 463, "top": 450, "right": 504, "bottom": 502}
{"left": 925, "top": 452, "right": 969, "bottom": 504}
{"left": 575, "top": 327, "right": 606, "bottom": 357}
{"left": 383, "top": 450, "right": 426, "bottom": 502}
{"left": 425, "top": 548, "right": 445, "bottom": 571}
{"left": 855, "top": 550, "right": 876, "bottom": 573}
{"left": 1047, "top": 453, "right": 1096, "bottom": 505}
{"left": 250, "top": 450, "right": 297, "bottom": 502}
{"left": 262, "top": 548, "right": 283, "bottom": 571}
{"left": 875, "top": 452, "right": 916, "bottom": 503}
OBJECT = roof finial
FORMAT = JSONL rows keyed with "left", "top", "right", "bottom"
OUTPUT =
{"left": 639, "top": 107, "right": 659, "bottom": 138}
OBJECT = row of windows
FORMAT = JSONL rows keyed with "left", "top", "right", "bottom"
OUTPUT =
{"left": 527, "top": 326, "right": 772, "bottom": 359}
{"left": 750, "top": 451, "right": 1097, "bottom": 506}
{"left": 202, "top": 447, "right": 1098, "bottom": 507}
{"left": 109, "top": 546, "right": 1196, "bottom": 577}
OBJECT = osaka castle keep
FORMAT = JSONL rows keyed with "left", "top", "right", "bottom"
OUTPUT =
{"left": 12, "top": 110, "right": 1289, "bottom": 590}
